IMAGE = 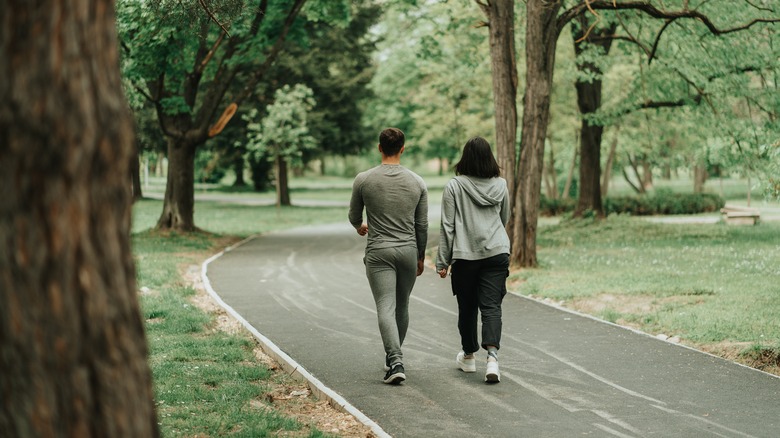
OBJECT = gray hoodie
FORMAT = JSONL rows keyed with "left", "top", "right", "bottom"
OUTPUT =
{"left": 436, "top": 175, "right": 510, "bottom": 270}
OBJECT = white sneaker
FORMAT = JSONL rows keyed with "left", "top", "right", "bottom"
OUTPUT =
{"left": 456, "top": 351, "right": 476, "bottom": 373}
{"left": 485, "top": 357, "right": 500, "bottom": 383}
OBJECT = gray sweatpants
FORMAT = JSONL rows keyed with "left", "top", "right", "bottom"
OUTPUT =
{"left": 364, "top": 245, "right": 418, "bottom": 367}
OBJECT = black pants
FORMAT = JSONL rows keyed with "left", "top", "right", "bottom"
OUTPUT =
{"left": 450, "top": 253, "right": 509, "bottom": 354}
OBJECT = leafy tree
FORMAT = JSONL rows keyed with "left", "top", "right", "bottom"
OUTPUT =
{"left": 118, "top": 0, "right": 348, "bottom": 231}
{"left": 1, "top": 1, "right": 158, "bottom": 435}
{"left": 481, "top": 0, "right": 780, "bottom": 267}
{"left": 246, "top": 84, "right": 317, "bottom": 206}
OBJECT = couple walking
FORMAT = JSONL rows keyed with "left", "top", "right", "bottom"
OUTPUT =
{"left": 348, "top": 128, "right": 510, "bottom": 385}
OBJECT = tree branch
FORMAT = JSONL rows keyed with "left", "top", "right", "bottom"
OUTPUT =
{"left": 233, "top": 0, "right": 308, "bottom": 106}
{"left": 559, "top": 0, "right": 780, "bottom": 33}
{"left": 198, "top": 0, "right": 231, "bottom": 37}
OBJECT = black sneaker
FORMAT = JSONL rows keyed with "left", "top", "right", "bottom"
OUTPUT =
{"left": 383, "top": 363, "right": 406, "bottom": 385}
{"left": 383, "top": 354, "right": 391, "bottom": 371}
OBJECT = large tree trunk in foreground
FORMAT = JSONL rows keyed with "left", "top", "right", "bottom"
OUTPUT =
{"left": 0, "top": 1, "right": 159, "bottom": 436}
{"left": 512, "top": 1, "right": 562, "bottom": 268}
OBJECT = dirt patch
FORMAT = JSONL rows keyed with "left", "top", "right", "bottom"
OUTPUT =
{"left": 569, "top": 293, "right": 660, "bottom": 315}
{"left": 183, "top": 262, "right": 376, "bottom": 437}
{"left": 698, "top": 341, "right": 780, "bottom": 376}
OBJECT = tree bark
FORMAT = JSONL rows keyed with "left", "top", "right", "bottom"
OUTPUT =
{"left": 562, "top": 147, "right": 578, "bottom": 200}
{"left": 512, "top": 1, "right": 562, "bottom": 267}
{"left": 0, "top": 1, "right": 159, "bottom": 436}
{"left": 601, "top": 126, "right": 620, "bottom": 197}
{"left": 693, "top": 163, "right": 708, "bottom": 193}
{"left": 233, "top": 155, "right": 247, "bottom": 187}
{"left": 131, "top": 141, "right": 143, "bottom": 202}
{"left": 476, "top": 0, "right": 518, "bottom": 233}
{"left": 276, "top": 155, "right": 291, "bottom": 207}
{"left": 544, "top": 139, "right": 558, "bottom": 200}
{"left": 156, "top": 138, "right": 197, "bottom": 231}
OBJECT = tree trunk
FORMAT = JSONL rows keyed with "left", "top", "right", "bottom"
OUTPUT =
{"left": 513, "top": 1, "right": 562, "bottom": 268}
{"left": 155, "top": 151, "right": 165, "bottom": 177}
{"left": 0, "top": 1, "right": 159, "bottom": 436}
{"left": 476, "top": 0, "right": 518, "bottom": 239}
{"left": 276, "top": 155, "right": 291, "bottom": 207}
{"left": 233, "top": 154, "right": 247, "bottom": 187}
{"left": 571, "top": 20, "right": 616, "bottom": 218}
{"left": 693, "top": 164, "right": 708, "bottom": 193}
{"left": 601, "top": 126, "right": 620, "bottom": 197}
{"left": 544, "top": 140, "right": 558, "bottom": 200}
{"left": 562, "top": 147, "right": 578, "bottom": 200}
{"left": 131, "top": 142, "right": 143, "bottom": 202}
{"left": 156, "top": 138, "right": 197, "bottom": 231}
{"left": 642, "top": 160, "right": 654, "bottom": 190}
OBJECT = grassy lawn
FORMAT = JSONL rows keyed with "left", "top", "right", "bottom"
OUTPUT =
{"left": 511, "top": 215, "right": 780, "bottom": 373}
{"left": 133, "top": 199, "right": 359, "bottom": 437}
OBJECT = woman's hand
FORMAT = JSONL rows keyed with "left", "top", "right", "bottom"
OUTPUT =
{"left": 438, "top": 268, "right": 448, "bottom": 278}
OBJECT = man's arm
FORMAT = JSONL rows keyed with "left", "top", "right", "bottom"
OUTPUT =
{"left": 414, "top": 183, "right": 428, "bottom": 262}
{"left": 348, "top": 175, "right": 366, "bottom": 234}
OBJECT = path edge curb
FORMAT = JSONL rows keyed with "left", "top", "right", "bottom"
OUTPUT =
{"left": 201, "top": 235, "right": 392, "bottom": 438}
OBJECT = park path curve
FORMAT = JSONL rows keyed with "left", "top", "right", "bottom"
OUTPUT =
{"left": 203, "top": 222, "right": 780, "bottom": 438}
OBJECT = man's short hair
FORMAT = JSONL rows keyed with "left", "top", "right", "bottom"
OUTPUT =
{"left": 379, "top": 128, "right": 405, "bottom": 156}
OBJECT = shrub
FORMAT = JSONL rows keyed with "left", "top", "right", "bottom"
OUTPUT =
{"left": 540, "top": 195, "right": 576, "bottom": 216}
{"left": 604, "top": 191, "right": 724, "bottom": 216}
{"left": 540, "top": 192, "right": 725, "bottom": 216}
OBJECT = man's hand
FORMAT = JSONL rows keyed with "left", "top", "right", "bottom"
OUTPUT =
{"left": 438, "top": 268, "right": 448, "bottom": 278}
{"left": 357, "top": 224, "right": 368, "bottom": 236}
{"left": 416, "top": 259, "right": 424, "bottom": 276}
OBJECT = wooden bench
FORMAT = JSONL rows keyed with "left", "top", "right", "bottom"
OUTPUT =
{"left": 720, "top": 206, "right": 761, "bottom": 225}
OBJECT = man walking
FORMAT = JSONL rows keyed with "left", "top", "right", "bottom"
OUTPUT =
{"left": 349, "top": 127, "right": 428, "bottom": 384}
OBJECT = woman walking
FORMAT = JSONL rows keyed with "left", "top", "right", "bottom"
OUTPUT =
{"left": 436, "top": 136, "right": 510, "bottom": 383}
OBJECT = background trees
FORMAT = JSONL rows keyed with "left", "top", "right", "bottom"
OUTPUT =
{"left": 494, "top": 0, "right": 780, "bottom": 267}
{"left": 1, "top": 1, "right": 158, "bottom": 435}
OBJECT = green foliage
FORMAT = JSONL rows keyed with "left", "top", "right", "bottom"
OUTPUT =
{"left": 246, "top": 84, "right": 317, "bottom": 166}
{"left": 366, "top": 0, "right": 494, "bottom": 160}
{"left": 604, "top": 191, "right": 725, "bottom": 216}
{"left": 590, "top": 3, "right": 780, "bottom": 193}
{"left": 540, "top": 191, "right": 724, "bottom": 216}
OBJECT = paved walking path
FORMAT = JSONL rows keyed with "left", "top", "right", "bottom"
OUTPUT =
{"left": 204, "top": 223, "right": 780, "bottom": 438}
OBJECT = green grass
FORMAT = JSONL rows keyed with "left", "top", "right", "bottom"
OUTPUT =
{"left": 513, "top": 215, "right": 780, "bottom": 356}
{"left": 133, "top": 198, "right": 349, "bottom": 237}
{"left": 133, "top": 199, "right": 348, "bottom": 437}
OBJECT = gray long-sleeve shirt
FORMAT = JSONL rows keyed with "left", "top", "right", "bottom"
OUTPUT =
{"left": 348, "top": 164, "right": 428, "bottom": 260}
{"left": 436, "top": 175, "right": 510, "bottom": 270}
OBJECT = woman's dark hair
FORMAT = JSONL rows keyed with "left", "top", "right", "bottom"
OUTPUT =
{"left": 453, "top": 136, "right": 501, "bottom": 178}
{"left": 379, "top": 128, "right": 405, "bottom": 156}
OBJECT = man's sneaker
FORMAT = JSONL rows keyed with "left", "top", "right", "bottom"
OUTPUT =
{"left": 383, "top": 355, "right": 391, "bottom": 371}
{"left": 456, "top": 351, "right": 476, "bottom": 373}
{"left": 383, "top": 363, "right": 406, "bottom": 385}
{"left": 485, "top": 357, "right": 500, "bottom": 383}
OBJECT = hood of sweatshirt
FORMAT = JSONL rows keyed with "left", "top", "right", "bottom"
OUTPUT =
{"left": 453, "top": 175, "right": 505, "bottom": 207}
